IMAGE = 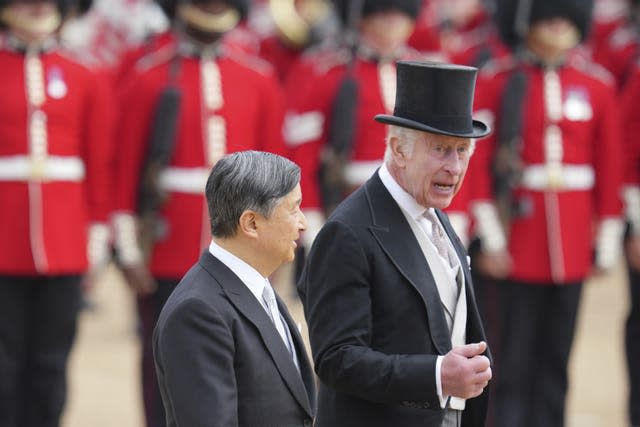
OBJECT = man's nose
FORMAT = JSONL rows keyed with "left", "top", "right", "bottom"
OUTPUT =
{"left": 299, "top": 211, "right": 308, "bottom": 231}
{"left": 444, "top": 151, "right": 464, "bottom": 175}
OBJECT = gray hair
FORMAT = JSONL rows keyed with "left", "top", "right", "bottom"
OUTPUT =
{"left": 205, "top": 151, "right": 301, "bottom": 238}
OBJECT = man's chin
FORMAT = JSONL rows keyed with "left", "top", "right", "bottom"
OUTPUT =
{"left": 429, "top": 196, "right": 454, "bottom": 210}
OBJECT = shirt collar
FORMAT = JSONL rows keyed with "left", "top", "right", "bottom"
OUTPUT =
{"left": 3, "top": 33, "right": 58, "bottom": 54}
{"left": 176, "top": 33, "right": 224, "bottom": 58}
{"left": 208, "top": 240, "right": 269, "bottom": 308}
{"left": 356, "top": 42, "right": 407, "bottom": 63}
{"left": 378, "top": 163, "right": 430, "bottom": 221}
{"left": 518, "top": 47, "right": 567, "bottom": 70}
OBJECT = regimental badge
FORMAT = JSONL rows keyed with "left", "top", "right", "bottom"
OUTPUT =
{"left": 563, "top": 87, "right": 592, "bottom": 121}
{"left": 47, "top": 67, "right": 68, "bottom": 99}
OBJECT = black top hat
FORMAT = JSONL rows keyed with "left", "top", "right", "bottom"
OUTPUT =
{"left": 375, "top": 61, "right": 490, "bottom": 139}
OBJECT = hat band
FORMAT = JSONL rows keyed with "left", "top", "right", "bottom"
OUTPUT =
{"left": 399, "top": 113, "right": 473, "bottom": 133}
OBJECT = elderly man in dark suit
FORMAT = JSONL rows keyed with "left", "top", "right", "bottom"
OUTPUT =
{"left": 297, "top": 61, "right": 492, "bottom": 427}
{"left": 153, "top": 151, "right": 316, "bottom": 427}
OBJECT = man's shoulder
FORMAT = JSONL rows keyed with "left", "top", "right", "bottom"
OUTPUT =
{"left": 328, "top": 184, "right": 372, "bottom": 223}
{"left": 161, "top": 261, "right": 222, "bottom": 312}
{"left": 222, "top": 48, "right": 278, "bottom": 79}
{"left": 567, "top": 54, "right": 617, "bottom": 89}
{"left": 297, "top": 43, "right": 351, "bottom": 76}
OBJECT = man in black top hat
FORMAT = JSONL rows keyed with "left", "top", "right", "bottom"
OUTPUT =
{"left": 297, "top": 60, "right": 493, "bottom": 427}
{"left": 284, "top": 0, "right": 434, "bottom": 255}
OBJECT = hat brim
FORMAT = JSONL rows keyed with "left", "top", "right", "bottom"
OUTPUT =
{"left": 374, "top": 114, "right": 491, "bottom": 139}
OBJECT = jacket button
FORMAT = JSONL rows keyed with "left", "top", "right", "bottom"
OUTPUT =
{"left": 303, "top": 418, "right": 312, "bottom": 427}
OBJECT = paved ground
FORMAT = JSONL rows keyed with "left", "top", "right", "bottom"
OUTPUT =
{"left": 61, "top": 261, "right": 631, "bottom": 427}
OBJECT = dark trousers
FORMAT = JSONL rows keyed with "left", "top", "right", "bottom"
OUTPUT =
{"left": 626, "top": 265, "right": 640, "bottom": 426}
{"left": 0, "top": 275, "right": 81, "bottom": 427}
{"left": 138, "top": 278, "right": 179, "bottom": 427}
{"left": 493, "top": 280, "right": 582, "bottom": 427}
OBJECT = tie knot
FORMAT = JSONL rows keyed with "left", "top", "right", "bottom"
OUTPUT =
{"left": 262, "top": 281, "right": 277, "bottom": 305}
{"left": 424, "top": 209, "right": 443, "bottom": 234}
{"left": 423, "top": 208, "right": 437, "bottom": 222}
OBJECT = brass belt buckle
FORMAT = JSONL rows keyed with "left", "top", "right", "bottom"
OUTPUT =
{"left": 30, "top": 158, "right": 46, "bottom": 181}
{"left": 547, "top": 166, "right": 563, "bottom": 190}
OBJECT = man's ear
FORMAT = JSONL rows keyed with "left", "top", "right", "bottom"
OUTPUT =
{"left": 238, "top": 210, "right": 259, "bottom": 239}
{"left": 389, "top": 136, "right": 407, "bottom": 168}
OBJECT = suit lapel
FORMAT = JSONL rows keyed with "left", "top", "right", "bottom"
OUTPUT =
{"left": 364, "top": 175, "right": 451, "bottom": 355}
{"left": 278, "top": 297, "right": 316, "bottom": 411}
{"left": 198, "top": 252, "right": 313, "bottom": 416}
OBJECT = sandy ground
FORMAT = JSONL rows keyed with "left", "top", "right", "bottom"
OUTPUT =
{"left": 61, "top": 260, "right": 631, "bottom": 427}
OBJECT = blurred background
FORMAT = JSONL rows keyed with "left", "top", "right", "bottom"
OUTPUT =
{"left": 2, "top": 0, "right": 639, "bottom": 426}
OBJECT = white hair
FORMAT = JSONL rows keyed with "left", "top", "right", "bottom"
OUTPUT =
{"left": 383, "top": 125, "right": 476, "bottom": 165}
{"left": 383, "top": 126, "right": 419, "bottom": 164}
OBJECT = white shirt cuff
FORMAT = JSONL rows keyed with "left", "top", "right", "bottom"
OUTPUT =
{"left": 436, "top": 355, "right": 448, "bottom": 409}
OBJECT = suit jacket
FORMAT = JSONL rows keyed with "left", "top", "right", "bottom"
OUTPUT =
{"left": 153, "top": 251, "right": 316, "bottom": 427}
{"left": 297, "top": 172, "right": 491, "bottom": 427}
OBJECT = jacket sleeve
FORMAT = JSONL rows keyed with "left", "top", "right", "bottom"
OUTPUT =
{"left": 82, "top": 68, "right": 117, "bottom": 268}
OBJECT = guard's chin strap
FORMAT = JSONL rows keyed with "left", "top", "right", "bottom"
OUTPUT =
{"left": 177, "top": 4, "right": 240, "bottom": 34}
{"left": 0, "top": 9, "right": 61, "bottom": 36}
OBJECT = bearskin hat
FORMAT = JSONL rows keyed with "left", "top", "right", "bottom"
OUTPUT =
{"left": 332, "top": 0, "right": 420, "bottom": 25}
{"left": 495, "top": 0, "right": 594, "bottom": 48}
{"left": 156, "top": 0, "right": 249, "bottom": 22}
{"left": 74, "top": 0, "right": 92, "bottom": 14}
{"left": 0, "top": 0, "right": 72, "bottom": 15}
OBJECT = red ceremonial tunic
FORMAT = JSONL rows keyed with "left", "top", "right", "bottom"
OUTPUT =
{"left": 114, "top": 40, "right": 287, "bottom": 278}
{"left": 0, "top": 36, "right": 114, "bottom": 275}
{"left": 471, "top": 55, "right": 623, "bottom": 283}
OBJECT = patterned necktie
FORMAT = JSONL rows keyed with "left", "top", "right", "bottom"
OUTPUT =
{"left": 424, "top": 209, "right": 450, "bottom": 263}
{"left": 262, "top": 282, "right": 294, "bottom": 358}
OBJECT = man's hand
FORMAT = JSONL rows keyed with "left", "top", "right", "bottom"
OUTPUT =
{"left": 475, "top": 249, "right": 512, "bottom": 279}
{"left": 441, "top": 342, "right": 492, "bottom": 399}
{"left": 81, "top": 264, "right": 106, "bottom": 294}
{"left": 121, "top": 263, "right": 157, "bottom": 296}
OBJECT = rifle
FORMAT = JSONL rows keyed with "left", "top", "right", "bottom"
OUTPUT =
{"left": 137, "top": 58, "right": 182, "bottom": 259}
{"left": 493, "top": 64, "right": 527, "bottom": 229}
{"left": 318, "top": 0, "right": 363, "bottom": 216}
{"left": 492, "top": 0, "right": 532, "bottom": 228}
